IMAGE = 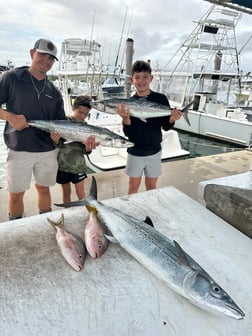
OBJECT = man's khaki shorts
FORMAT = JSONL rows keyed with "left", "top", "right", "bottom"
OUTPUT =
{"left": 6, "top": 149, "right": 58, "bottom": 193}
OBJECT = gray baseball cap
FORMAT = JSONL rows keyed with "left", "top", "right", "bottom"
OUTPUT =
{"left": 33, "top": 38, "right": 58, "bottom": 61}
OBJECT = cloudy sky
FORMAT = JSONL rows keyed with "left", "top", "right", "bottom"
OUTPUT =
{"left": 0, "top": 0, "right": 251, "bottom": 72}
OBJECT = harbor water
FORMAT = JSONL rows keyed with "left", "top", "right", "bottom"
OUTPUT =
{"left": 177, "top": 129, "right": 245, "bottom": 158}
{"left": 0, "top": 121, "right": 244, "bottom": 188}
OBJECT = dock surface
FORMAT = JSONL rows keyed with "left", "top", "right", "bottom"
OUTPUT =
{"left": 0, "top": 150, "right": 251, "bottom": 222}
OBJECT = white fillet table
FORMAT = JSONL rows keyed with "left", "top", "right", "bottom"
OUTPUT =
{"left": 0, "top": 186, "right": 251, "bottom": 336}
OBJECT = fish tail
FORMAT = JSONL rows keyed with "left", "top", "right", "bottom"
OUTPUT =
{"left": 86, "top": 204, "right": 97, "bottom": 214}
{"left": 54, "top": 176, "right": 97, "bottom": 208}
{"left": 47, "top": 213, "right": 64, "bottom": 228}
{"left": 181, "top": 100, "right": 194, "bottom": 126}
{"left": 91, "top": 101, "right": 106, "bottom": 112}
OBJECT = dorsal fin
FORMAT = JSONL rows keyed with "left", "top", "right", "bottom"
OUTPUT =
{"left": 144, "top": 216, "right": 154, "bottom": 227}
{"left": 105, "top": 234, "right": 118, "bottom": 244}
{"left": 89, "top": 176, "right": 98, "bottom": 199}
{"left": 86, "top": 204, "right": 97, "bottom": 214}
{"left": 174, "top": 240, "right": 190, "bottom": 267}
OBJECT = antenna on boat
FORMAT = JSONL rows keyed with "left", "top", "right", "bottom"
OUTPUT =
{"left": 115, "top": 8, "right": 128, "bottom": 68}
{"left": 236, "top": 34, "right": 252, "bottom": 99}
{"left": 112, "top": 8, "right": 128, "bottom": 85}
{"left": 90, "top": 10, "right": 96, "bottom": 42}
{"left": 86, "top": 10, "right": 103, "bottom": 99}
{"left": 238, "top": 34, "right": 252, "bottom": 56}
{"left": 126, "top": 3, "right": 135, "bottom": 37}
{"left": 120, "top": 3, "right": 135, "bottom": 68}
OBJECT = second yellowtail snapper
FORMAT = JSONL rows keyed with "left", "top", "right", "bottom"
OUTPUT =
{"left": 84, "top": 205, "right": 109, "bottom": 258}
{"left": 92, "top": 97, "right": 194, "bottom": 126}
{"left": 47, "top": 213, "right": 86, "bottom": 271}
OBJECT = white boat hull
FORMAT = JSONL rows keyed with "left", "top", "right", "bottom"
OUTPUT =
{"left": 86, "top": 129, "right": 190, "bottom": 172}
{"left": 175, "top": 110, "right": 252, "bottom": 147}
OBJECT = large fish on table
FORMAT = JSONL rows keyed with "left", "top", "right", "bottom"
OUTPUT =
{"left": 92, "top": 97, "right": 193, "bottom": 125}
{"left": 55, "top": 177, "right": 245, "bottom": 319}
{"left": 27, "top": 120, "right": 133, "bottom": 148}
{"left": 47, "top": 213, "right": 86, "bottom": 271}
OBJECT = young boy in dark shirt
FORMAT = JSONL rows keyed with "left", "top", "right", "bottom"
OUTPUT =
{"left": 117, "top": 60, "right": 182, "bottom": 194}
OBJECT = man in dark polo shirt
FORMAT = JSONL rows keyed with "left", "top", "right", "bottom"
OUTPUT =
{"left": 0, "top": 38, "right": 66, "bottom": 220}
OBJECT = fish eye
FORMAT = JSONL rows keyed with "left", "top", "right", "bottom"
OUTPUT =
{"left": 79, "top": 255, "right": 83, "bottom": 259}
{"left": 211, "top": 284, "right": 222, "bottom": 298}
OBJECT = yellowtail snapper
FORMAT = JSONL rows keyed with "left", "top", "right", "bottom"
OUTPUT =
{"left": 84, "top": 205, "right": 109, "bottom": 258}
{"left": 47, "top": 213, "right": 86, "bottom": 271}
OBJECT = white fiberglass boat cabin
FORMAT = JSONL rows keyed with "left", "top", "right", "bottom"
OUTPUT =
{"left": 151, "top": 5, "right": 252, "bottom": 147}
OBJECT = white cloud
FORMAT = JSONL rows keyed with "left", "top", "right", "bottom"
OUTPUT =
{"left": 0, "top": 0, "right": 251, "bottom": 72}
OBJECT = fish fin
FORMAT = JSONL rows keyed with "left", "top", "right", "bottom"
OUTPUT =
{"left": 86, "top": 204, "right": 97, "bottom": 214}
{"left": 144, "top": 216, "right": 154, "bottom": 227}
{"left": 173, "top": 240, "right": 191, "bottom": 267}
{"left": 140, "top": 118, "right": 147, "bottom": 123}
{"left": 54, "top": 199, "right": 88, "bottom": 207}
{"left": 105, "top": 234, "right": 118, "bottom": 243}
{"left": 47, "top": 213, "right": 64, "bottom": 228}
{"left": 181, "top": 100, "right": 194, "bottom": 126}
{"left": 54, "top": 176, "right": 98, "bottom": 209}
{"left": 89, "top": 176, "right": 98, "bottom": 199}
